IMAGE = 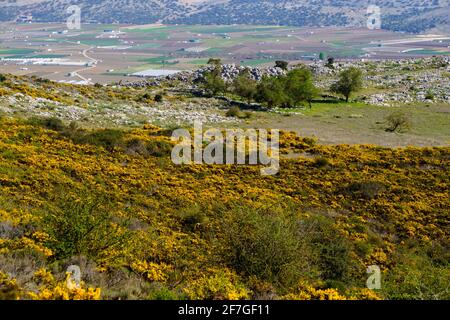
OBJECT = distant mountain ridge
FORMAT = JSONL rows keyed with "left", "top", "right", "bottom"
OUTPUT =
{"left": 1, "top": 0, "right": 449, "bottom": 33}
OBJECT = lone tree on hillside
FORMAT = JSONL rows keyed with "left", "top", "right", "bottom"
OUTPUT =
{"left": 233, "top": 69, "right": 257, "bottom": 103}
{"left": 275, "top": 60, "right": 289, "bottom": 70}
{"left": 203, "top": 64, "right": 227, "bottom": 96}
{"left": 284, "top": 67, "right": 319, "bottom": 108}
{"left": 207, "top": 58, "right": 222, "bottom": 65}
{"left": 385, "top": 111, "right": 411, "bottom": 133}
{"left": 331, "top": 67, "right": 363, "bottom": 102}
{"left": 326, "top": 57, "right": 335, "bottom": 69}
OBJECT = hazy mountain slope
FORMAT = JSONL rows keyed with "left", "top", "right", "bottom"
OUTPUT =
{"left": 0, "top": 0, "right": 449, "bottom": 33}
{"left": 1, "top": 0, "right": 188, "bottom": 23}
{"left": 169, "top": 0, "right": 450, "bottom": 33}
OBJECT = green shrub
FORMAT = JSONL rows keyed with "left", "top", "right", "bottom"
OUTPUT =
{"left": 148, "top": 285, "right": 186, "bottom": 300}
{"left": 36, "top": 120, "right": 125, "bottom": 152}
{"left": 43, "top": 193, "right": 130, "bottom": 261}
{"left": 425, "top": 91, "right": 435, "bottom": 100}
{"left": 241, "top": 111, "right": 252, "bottom": 119}
{"left": 313, "top": 157, "right": 330, "bottom": 168}
{"left": 140, "top": 93, "right": 152, "bottom": 102}
{"left": 126, "top": 138, "right": 172, "bottom": 157}
{"left": 81, "top": 129, "right": 125, "bottom": 151}
{"left": 300, "top": 215, "right": 354, "bottom": 284}
{"left": 154, "top": 94, "right": 163, "bottom": 102}
{"left": 385, "top": 111, "right": 411, "bottom": 133}
{"left": 343, "top": 181, "right": 385, "bottom": 200}
{"left": 0, "top": 74, "right": 6, "bottom": 83}
{"left": 60, "top": 121, "right": 81, "bottom": 139}
{"left": 219, "top": 205, "right": 316, "bottom": 288}
{"left": 41, "top": 117, "right": 65, "bottom": 131}
{"left": 145, "top": 140, "right": 173, "bottom": 157}
{"left": 303, "top": 137, "right": 316, "bottom": 147}
{"left": 382, "top": 244, "right": 450, "bottom": 300}
{"left": 316, "top": 232, "right": 352, "bottom": 282}
{"left": 225, "top": 107, "right": 252, "bottom": 119}
{"left": 125, "top": 138, "right": 147, "bottom": 156}
{"left": 218, "top": 204, "right": 358, "bottom": 290}
{"left": 225, "top": 106, "right": 241, "bottom": 117}
{"left": 178, "top": 206, "right": 209, "bottom": 233}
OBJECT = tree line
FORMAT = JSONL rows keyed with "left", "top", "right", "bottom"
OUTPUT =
{"left": 202, "top": 60, "right": 363, "bottom": 108}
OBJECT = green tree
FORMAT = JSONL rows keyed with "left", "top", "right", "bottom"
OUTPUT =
{"left": 319, "top": 52, "right": 327, "bottom": 61}
{"left": 284, "top": 67, "right": 319, "bottom": 108}
{"left": 204, "top": 64, "right": 227, "bottom": 96}
{"left": 275, "top": 60, "right": 289, "bottom": 70}
{"left": 207, "top": 58, "right": 222, "bottom": 65}
{"left": 0, "top": 74, "right": 6, "bottom": 82}
{"left": 331, "top": 67, "right": 363, "bottom": 102}
{"left": 326, "top": 57, "right": 335, "bottom": 69}
{"left": 255, "top": 76, "right": 287, "bottom": 108}
{"left": 154, "top": 94, "right": 164, "bottom": 102}
{"left": 385, "top": 111, "right": 411, "bottom": 133}
{"left": 233, "top": 69, "right": 257, "bottom": 103}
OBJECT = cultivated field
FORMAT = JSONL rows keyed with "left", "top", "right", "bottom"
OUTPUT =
{"left": 1, "top": 23, "right": 449, "bottom": 84}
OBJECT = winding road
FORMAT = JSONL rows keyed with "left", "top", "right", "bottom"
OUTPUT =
{"left": 65, "top": 40, "right": 98, "bottom": 84}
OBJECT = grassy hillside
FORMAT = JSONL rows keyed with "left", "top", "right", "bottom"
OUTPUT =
{"left": 0, "top": 116, "right": 448, "bottom": 300}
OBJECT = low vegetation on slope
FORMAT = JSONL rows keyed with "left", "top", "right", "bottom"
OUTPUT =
{"left": 0, "top": 117, "right": 448, "bottom": 300}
